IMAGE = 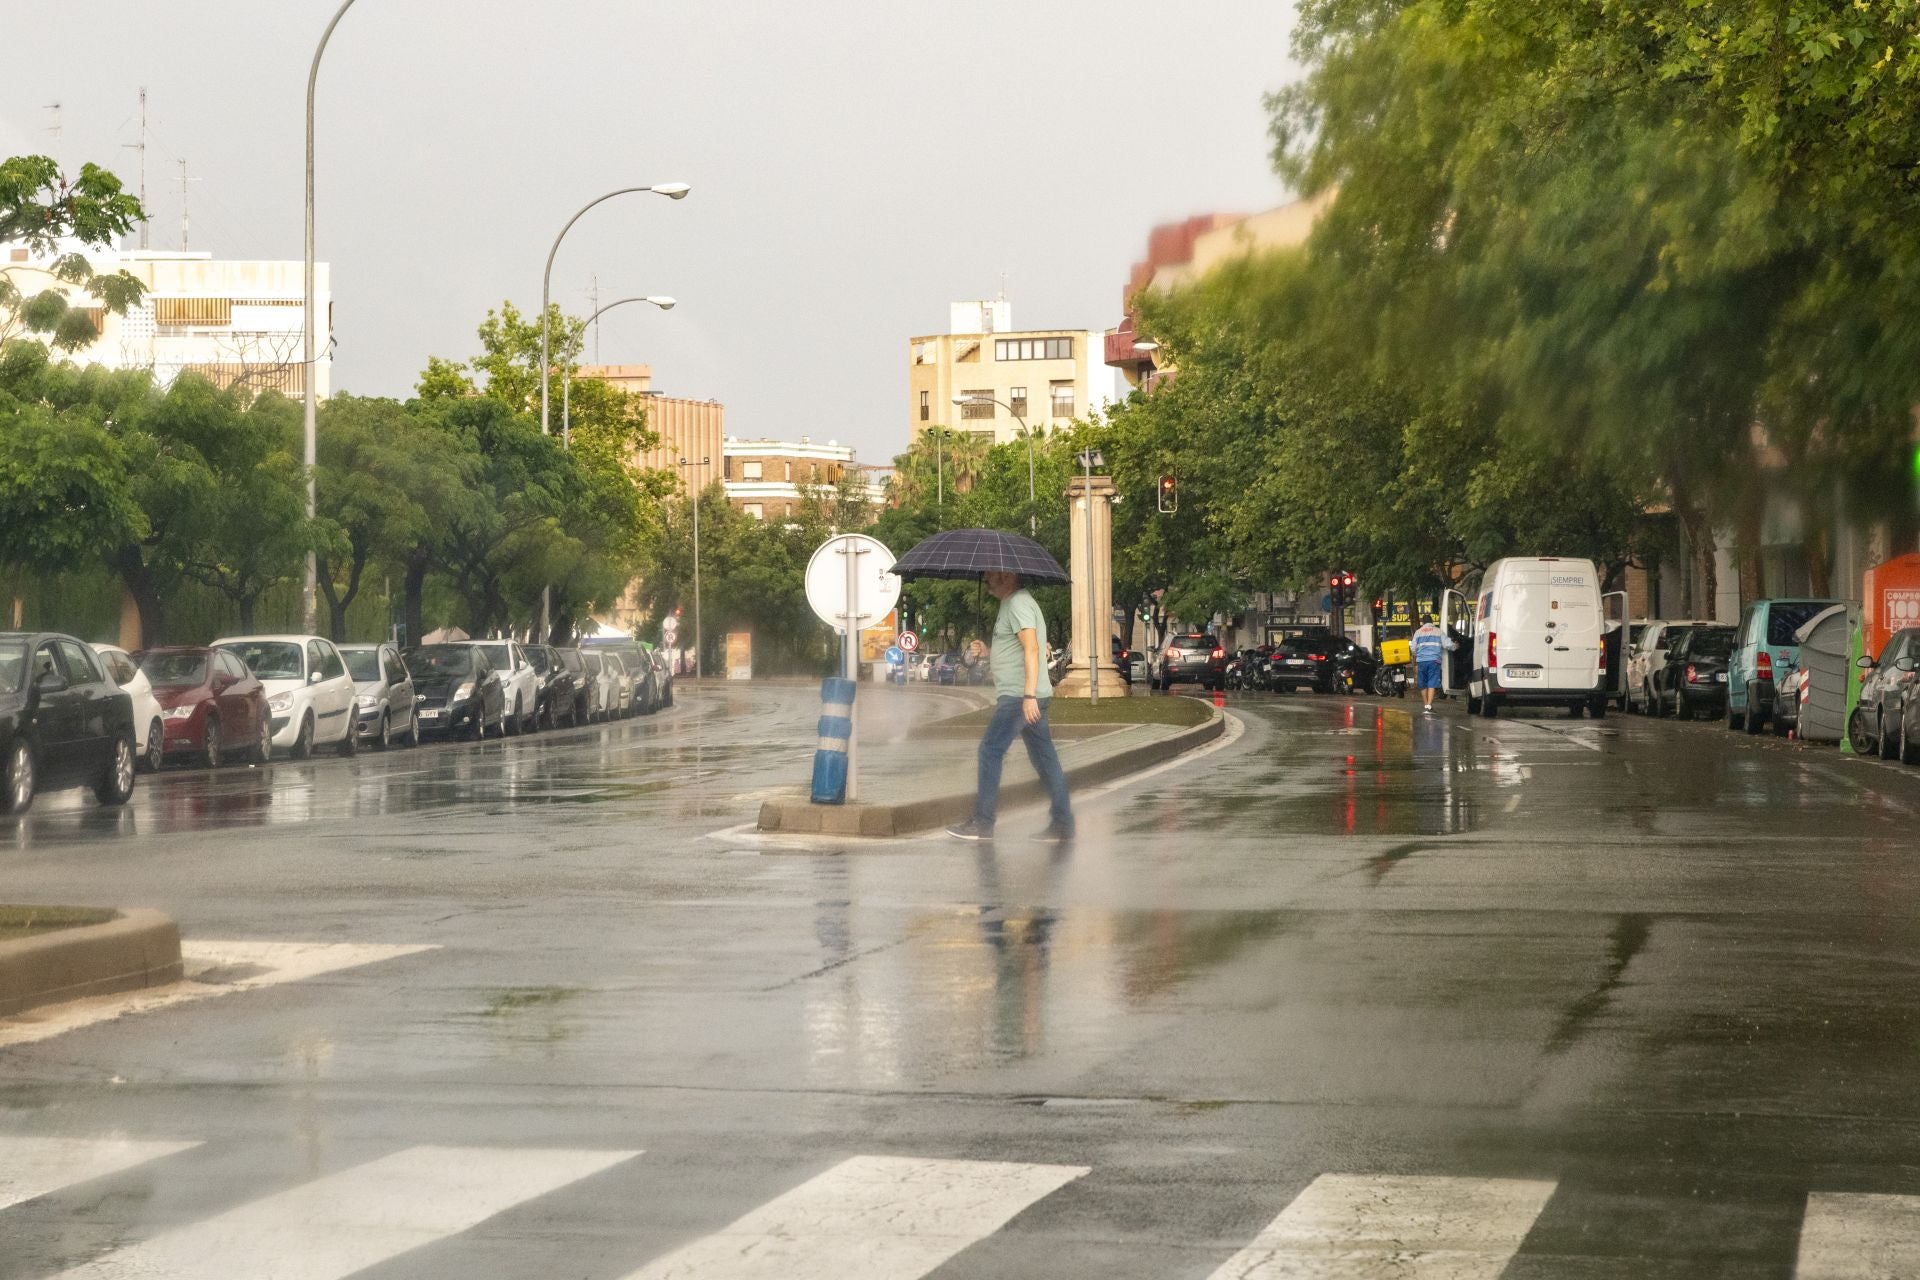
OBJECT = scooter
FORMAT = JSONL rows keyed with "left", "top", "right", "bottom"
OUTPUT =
{"left": 1371, "top": 663, "right": 1410, "bottom": 698}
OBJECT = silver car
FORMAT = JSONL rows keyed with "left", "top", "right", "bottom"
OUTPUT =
{"left": 339, "top": 642, "right": 418, "bottom": 749}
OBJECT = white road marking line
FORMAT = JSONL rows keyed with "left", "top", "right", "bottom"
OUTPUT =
{"left": 0, "top": 1137, "right": 199, "bottom": 1212}
{"left": 0, "top": 941, "right": 438, "bottom": 1049}
{"left": 1207, "top": 1174, "right": 1556, "bottom": 1279}
{"left": 1797, "top": 1191, "right": 1920, "bottom": 1279}
{"left": 53, "top": 1144, "right": 639, "bottom": 1280}
{"left": 620, "top": 1154, "right": 1088, "bottom": 1279}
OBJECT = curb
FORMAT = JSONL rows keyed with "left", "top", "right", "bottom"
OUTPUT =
{"left": 757, "top": 706, "right": 1227, "bottom": 838}
{"left": 0, "top": 909, "right": 183, "bottom": 1018}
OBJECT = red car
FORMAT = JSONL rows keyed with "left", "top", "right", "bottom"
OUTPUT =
{"left": 136, "top": 646, "right": 273, "bottom": 767}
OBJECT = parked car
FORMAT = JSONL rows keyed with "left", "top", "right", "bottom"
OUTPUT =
{"left": 93, "top": 643, "right": 164, "bottom": 773}
{"left": 1627, "top": 621, "right": 1705, "bottom": 714}
{"left": 932, "top": 652, "right": 962, "bottom": 685}
{"left": 1467, "top": 557, "right": 1610, "bottom": 718}
{"left": 0, "top": 633, "right": 138, "bottom": 814}
{"left": 1727, "top": 598, "right": 1841, "bottom": 734}
{"left": 1850, "top": 626, "right": 1920, "bottom": 762}
{"left": 1774, "top": 664, "right": 1809, "bottom": 739}
{"left": 473, "top": 640, "right": 541, "bottom": 735}
{"left": 1655, "top": 624, "right": 1736, "bottom": 719}
{"left": 642, "top": 642, "right": 674, "bottom": 708}
{"left": 1155, "top": 633, "right": 1226, "bottom": 691}
{"left": 338, "top": 642, "right": 418, "bottom": 750}
{"left": 138, "top": 646, "right": 273, "bottom": 766}
{"left": 404, "top": 643, "right": 505, "bottom": 740}
{"left": 1281, "top": 630, "right": 1378, "bottom": 695}
{"left": 523, "top": 644, "right": 579, "bottom": 729}
{"left": 623, "top": 647, "right": 662, "bottom": 714}
{"left": 554, "top": 647, "right": 592, "bottom": 724}
{"left": 213, "top": 634, "right": 358, "bottom": 759}
{"left": 579, "top": 650, "right": 616, "bottom": 721}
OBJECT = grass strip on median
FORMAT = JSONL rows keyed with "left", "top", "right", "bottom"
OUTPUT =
{"left": 0, "top": 906, "right": 119, "bottom": 943}
{"left": 937, "top": 695, "right": 1215, "bottom": 730}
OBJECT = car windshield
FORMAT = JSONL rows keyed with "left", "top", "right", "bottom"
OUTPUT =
{"left": 341, "top": 649, "right": 383, "bottom": 682}
{"left": 1171, "top": 636, "right": 1213, "bottom": 651}
{"left": 139, "top": 652, "right": 208, "bottom": 687}
{"left": 218, "top": 641, "right": 303, "bottom": 681}
{"left": 1767, "top": 602, "right": 1829, "bottom": 646}
{"left": 0, "top": 639, "right": 26, "bottom": 693}
{"left": 476, "top": 643, "right": 511, "bottom": 669}
{"left": 1690, "top": 629, "right": 1736, "bottom": 658}
{"left": 406, "top": 647, "right": 473, "bottom": 678}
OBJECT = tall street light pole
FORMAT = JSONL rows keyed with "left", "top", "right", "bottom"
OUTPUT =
{"left": 302, "top": 0, "right": 359, "bottom": 634}
{"left": 955, "top": 395, "right": 1036, "bottom": 535}
{"left": 1078, "top": 446, "right": 1106, "bottom": 705}
{"left": 677, "top": 456, "right": 709, "bottom": 678}
{"left": 562, "top": 294, "right": 675, "bottom": 449}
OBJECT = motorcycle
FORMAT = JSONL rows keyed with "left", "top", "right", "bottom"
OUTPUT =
{"left": 1371, "top": 663, "right": 1410, "bottom": 698}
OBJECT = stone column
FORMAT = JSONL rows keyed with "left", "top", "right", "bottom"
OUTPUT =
{"left": 1055, "top": 473, "right": 1127, "bottom": 699}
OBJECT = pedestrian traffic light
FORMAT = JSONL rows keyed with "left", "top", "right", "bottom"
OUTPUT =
{"left": 1157, "top": 473, "right": 1177, "bottom": 514}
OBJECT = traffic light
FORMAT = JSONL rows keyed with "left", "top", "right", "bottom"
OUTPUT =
{"left": 1157, "top": 473, "right": 1177, "bottom": 514}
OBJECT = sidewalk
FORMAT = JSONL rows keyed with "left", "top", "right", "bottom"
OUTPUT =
{"left": 757, "top": 692, "right": 1223, "bottom": 837}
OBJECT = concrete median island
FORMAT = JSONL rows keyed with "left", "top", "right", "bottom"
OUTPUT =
{"left": 757, "top": 695, "right": 1227, "bottom": 838}
{"left": 0, "top": 906, "right": 182, "bottom": 1017}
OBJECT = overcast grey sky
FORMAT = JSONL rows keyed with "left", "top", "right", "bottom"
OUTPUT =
{"left": 4, "top": 2, "right": 1301, "bottom": 463}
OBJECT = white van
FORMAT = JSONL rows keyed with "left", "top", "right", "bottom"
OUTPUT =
{"left": 1456, "top": 557, "right": 1614, "bottom": 718}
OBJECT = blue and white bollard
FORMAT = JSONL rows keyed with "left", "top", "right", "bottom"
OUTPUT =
{"left": 809, "top": 676, "right": 856, "bottom": 804}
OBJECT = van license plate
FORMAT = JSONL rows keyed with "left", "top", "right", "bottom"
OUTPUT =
{"left": 1715, "top": 673, "right": 1727, "bottom": 683}
{"left": 1504, "top": 667, "right": 1541, "bottom": 680}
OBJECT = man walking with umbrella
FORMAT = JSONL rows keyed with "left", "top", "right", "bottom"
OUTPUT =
{"left": 946, "top": 568, "right": 1074, "bottom": 843}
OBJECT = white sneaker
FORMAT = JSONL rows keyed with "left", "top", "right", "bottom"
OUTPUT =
{"left": 1423, "top": 706, "right": 1433, "bottom": 714}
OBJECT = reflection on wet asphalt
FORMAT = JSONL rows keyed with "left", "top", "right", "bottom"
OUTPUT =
{"left": 8, "top": 683, "right": 1920, "bottom": 1277}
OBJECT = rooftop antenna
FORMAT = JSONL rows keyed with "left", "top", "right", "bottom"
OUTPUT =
{"left": 588, "top": 273, "right": 600, "bottom": 363}
{"left": 123, "top": 89, "right": 149, "bottom": 249}
{"left": 43, "top": 103, "right": 62, "bottom": 159}
{"left": 175, "top": 158, "right": 200, "bottom": 251}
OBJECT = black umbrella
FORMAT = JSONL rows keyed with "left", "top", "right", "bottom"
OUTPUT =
{"left": 889, "top": 528, "right": 1070, "bottom": 585}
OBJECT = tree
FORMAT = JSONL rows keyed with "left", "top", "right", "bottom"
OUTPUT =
{"left": 0, "top": 156, "right": 148, "bottom": 353}
{"left": 0, "top": 354, "right": 145, "bottom": 575}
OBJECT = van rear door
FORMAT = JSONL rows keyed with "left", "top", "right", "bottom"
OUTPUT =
{"left": 1496, "top": 572, "right": 1555, "bottom": 689}
{"left": 1547, "top": 572, "right": 1602, "bottom": 691}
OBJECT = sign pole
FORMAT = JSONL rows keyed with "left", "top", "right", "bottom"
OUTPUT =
{"left": 843, "top": 539, "right": 862, "bottom": 800}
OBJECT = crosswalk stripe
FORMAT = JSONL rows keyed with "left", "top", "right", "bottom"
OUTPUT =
{"left": 52, "top": 1144, "right": 640, "bottom": 1280}
{"left": 1797, "top": 1191, "right": 1920, "bottom": 1279}
{"left": 1206, "top": 1174, "right": 1557, "bottom": 1279}
{"left": 618, "top": 1154, "right": 1088, "bottom": 1279}
{"left": 0, "top": 1137, "right": 200, "bottom": 1212}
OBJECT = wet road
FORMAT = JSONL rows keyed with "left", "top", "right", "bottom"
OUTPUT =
{"left": 4, "top": 684, "right": 1920, "bottom": 1277}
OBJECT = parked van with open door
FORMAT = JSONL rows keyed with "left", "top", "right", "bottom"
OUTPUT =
{"left": 1462, "top": 557, "right": 1612, "bottom": 718}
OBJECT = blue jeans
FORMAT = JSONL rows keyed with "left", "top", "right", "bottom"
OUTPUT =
{"left": 975, "top": 696, "right": 1073, "bottom": 831}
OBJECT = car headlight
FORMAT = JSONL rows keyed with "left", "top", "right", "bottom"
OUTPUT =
{"left": 453, "top": 682, "right": 474, "bottom": 701}
{"left": 356, "top": 694, "right": 378, "bottom": 708}
{"left": 268, "top": 692, "right": 293, "bottom": 713}
{"left": 161, "top": 705, "right": 196, "bottom": 721}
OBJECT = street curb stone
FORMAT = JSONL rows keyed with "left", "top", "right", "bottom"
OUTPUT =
{"left": 757, "top": 705, "right": 1226, "bottom": 838}
{"left": 0, "top": 909, "right": 183, "bottom": 1018}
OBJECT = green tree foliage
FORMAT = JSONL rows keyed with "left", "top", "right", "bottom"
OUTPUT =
{"left": 0, "top": 156, "right": 148, "bottom": 352}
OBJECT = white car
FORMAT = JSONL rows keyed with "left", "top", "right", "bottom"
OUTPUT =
{"left": 93, "top": 643, "right": 164, "bottom": 773}
{"left": 212, "top": 634, "right": 358, "bottom": 759}
{"left": 473, "top": 639, "right": 541, "bottom": 735}
{"left": 1627, "top": 620, "right": 1709, "bottom": 713}
{"left": 581, "top": 651, "right": 616, "bottom": 722}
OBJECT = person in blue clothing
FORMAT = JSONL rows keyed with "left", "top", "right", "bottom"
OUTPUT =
{"left": 1411, "top": 615, "right": 1455, "bottom": 714}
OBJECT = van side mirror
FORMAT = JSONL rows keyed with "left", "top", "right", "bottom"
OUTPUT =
{"left": 1896, "top": 656, "right": 1917, "bottom": 673}
{"left": 1856, "top": 654, "right": 1876, "bottom": 670}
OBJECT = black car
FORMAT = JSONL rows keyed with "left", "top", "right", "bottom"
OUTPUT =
{"left": 402, "top": 644, "right": 506, "bottom": 740}
{"left": 0, "top": 632, "right": 138, "bottom": 815}
{"left": 1155, "top": 633, "right": 1226, "bottom": 691}
{"left": 554, "top": 647, "right": 593, "bottom": 724}
{"left": 1851, "top": 626, "right": 1920, "bottom": 762}
{"left": 1656, "top": 625, "right": 1735, "bottom": 719}
{"left": 524, "top": 644, "right": 580, "bottom": 729}
{"left": 1268, "top": 630, "right": 1377, "bottom": 694}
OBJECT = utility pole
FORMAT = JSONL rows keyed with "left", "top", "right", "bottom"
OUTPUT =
{"left": 123, "top": 89, "right": 149, "bottom": 249}
{"left": 43, "top": 103, "right": 62, "bottom": 158}
{"left": 588, "top": 274, "right": 600, "bottom": 363}
{"left": 175, "top": 159, "right": 199, "bottom": 252}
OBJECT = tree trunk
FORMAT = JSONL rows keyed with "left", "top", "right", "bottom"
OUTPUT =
{"left": 111, "top": 547, "right": 167, "bottom": 647}
{"left": 403, "top": 550, "right": 429, "bottom": 648}
{"left": 238, "top": 593, "right": 257, "bottom": 634}
{"left": 316, "top": 549, "right": 368, "bottom": 643}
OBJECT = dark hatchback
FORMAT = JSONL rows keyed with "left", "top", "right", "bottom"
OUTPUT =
{"left": 403, "top": 644, "right": 505, "bottom": 740}
{"left": 524, "top": 644, "right": 580, "bottom": 729}
{"left": 1267, "top": 630, "right": 1377, "bottom": 694}
{"left": 1658, "top": 625, "right": 1736, "bottom": 719}
{"left": 0, "top": 632, "right": 138, "bottom": 814}
{"left": 1155, "top": 633, "right": 1226, "bottom": 691}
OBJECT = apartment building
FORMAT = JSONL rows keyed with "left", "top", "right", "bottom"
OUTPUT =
{"left": 573, "top": 363, "right": 725, "bottom": 489}
{"left": 908, "top": 299, "right": 1112, "bottom": 447}
{"left": 723, "top": 436, "right": 884, "bottom": 522}
{"left": 3, "top": 238, "right": 331, "bottom": 396}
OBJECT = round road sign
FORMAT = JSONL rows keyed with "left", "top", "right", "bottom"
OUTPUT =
{"left": 897, "top": 631, "right": 919, "bottom": 653}
{"left": 804, "top": 533, "right": 900, "bottom": 631}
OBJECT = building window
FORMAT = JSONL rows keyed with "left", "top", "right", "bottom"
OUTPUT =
{"left": 744, "top": 503, "right": 764, "bottom": 520}
{"left": 919, "top": 390, "right": 929, "bottom": 421}
{"left": 742, "top": 460, "right": 763, "bottom": 481}
{"left": 960, "top": 391, "right": 995, "bottom": 420}
{"left": 994, "top": 337, "right": 1073, "bottom": 362}
{"left": 154, "top": 297, "right": 233, "bottom": 327}
{"left": 1009, "top": 387, "right": 1027, "bottom": 419}
{"left": 1050, "top": 382, "right": 1074, "bottom": 419}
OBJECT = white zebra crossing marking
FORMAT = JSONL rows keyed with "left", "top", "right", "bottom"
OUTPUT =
{"left": 1206, "top": 1174, "right": 1557, "bottom": 1279}
{"left": 0, "top": 941, "right": 437, "bottom": 1048}
{"left": 0, "top": 1137, "right": 199, "bottom": 1212}
{"left": 52, "top": 1144, "right": 639, "bottom": 1280}
{"left": 619, "top": 1154, "right": 1088, "bottom": 1279}
{"left": 1797, "top": 1191, "right": 1920, "bottom": 1279}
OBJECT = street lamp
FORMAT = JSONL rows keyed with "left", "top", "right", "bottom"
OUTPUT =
{"left": 676, "top": 455, "right": 710, "bottom": 679}
{"left": 1132, "top": 338, "right": 1159, "bottom": 394}
{"left": 925, "top": 425, "right": 953, "bottom": 508}
{"left": 561, "top": 294, "right": 675, "bottom": 449}
{"left": 1078, "top": 446, "right": 1106, "bottom": 705}
{"left": 954, "top": 395, "right": 1037, "bottom": 535}
{"left": 302, "top": 0, "right": 360, "bottom": 634}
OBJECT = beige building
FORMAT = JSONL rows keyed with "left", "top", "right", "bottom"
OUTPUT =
{"left": 575, "top": 363, "right": 725, "bottom": 489}
{"left": 908, "top": 299, "right": 1113, "bottom": 448}
{"left": 722, "top": 437, "right": 887, "bottom": 522}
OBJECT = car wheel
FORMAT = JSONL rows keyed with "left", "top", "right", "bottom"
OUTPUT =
{"left": 373, "top": 713, "right": 391, "bottom": 751}
{"left": 1847, "top": 707, "right": 1874, "bottom": 755}
{"left": 336, "top": 720, "right": 358, "bottom": 757}
{"left": 1727, "top": 696, "right": 1746, "bottom": 732}
{"left": 1772, "top": 710, "right": 1791, "bottom": 738}
{"left": 1568, "top": 701, "right": 1584, "bottom": 718}
{"left": 1480, "top": 695, "right": 1500, "bottom": 719}
{"left": 1465, "top": 693, "right": 1482, "bottom": 715}
{"left": 1880, "top": 712, "right": 1900, "bottom": 761}
{"left": 1676, "top": 690, "right": 1693, "bottom": 720}
{"left": 1744, "top": 684, "right": 1768, "bottom": 734}
{"left": 94, "top": 734, "right": 136, "bottom": 806}
{"left": 291, "top": 714, "right": 314, "bottom": 761}
{"left": 1589, "top": 697, "right": 1607, "bottom": 720}
{"left": 202, "top": 717, "right": 223, "bottom": 769}
{"left": 256, "top": 715, "right": 272, "bottom": 763}
{"left": 505, "top": 698, "right": 520, "bottom": 735}
{"left": 407, "top": 712, "right": 421, "bottom": 748}
{"left": 140, "top": 717, "right": 163, "bottom": 773}
{"left": 1902, "top": 712, "right": 1920, "bottom": 766}
{"left": 1, "top": 739, "right": 35, "bottom": 815}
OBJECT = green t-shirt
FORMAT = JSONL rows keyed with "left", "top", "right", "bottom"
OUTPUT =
{"left": 991, "top": 588, "right": 1052, "bottom": 699}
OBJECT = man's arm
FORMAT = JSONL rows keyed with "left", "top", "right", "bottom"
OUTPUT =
{"left": 1018, "top": 627, "right": 1042, "bottom": 723}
